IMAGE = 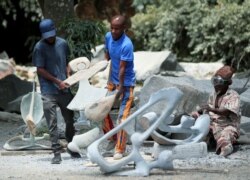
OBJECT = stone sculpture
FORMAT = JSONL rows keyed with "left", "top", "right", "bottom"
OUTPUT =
{"left": 4, "top": 81, "right": 50, "bottom": 150}
{"left": 84, "top": 93, "right": 117, "bottom": 122}
{"left": 66, "top": 57, "right": 109, "bottom": 127}
{"left": 138, "top": 112, "right": 210, "bottom": 145}
{"left": 86, "top": 87, "right": 210, "bottom": 176}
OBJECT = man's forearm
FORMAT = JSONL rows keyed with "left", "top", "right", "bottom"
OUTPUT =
{"left": 208, "top": 107, "right": 231, "bottom": 116}
{"left": 119, "top": 62, "right": 126, "bottom": 87}
{"left": 37, "top": 67, "right": 61, "bottom": 85}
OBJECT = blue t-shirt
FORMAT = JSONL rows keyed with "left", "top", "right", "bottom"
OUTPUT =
{"left": 32, "top": 37, "right": 70, "bottom": 95}
{"left": 105, "top": 32, "right": 135, "bottom": 86}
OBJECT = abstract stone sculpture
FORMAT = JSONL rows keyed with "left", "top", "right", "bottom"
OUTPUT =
{"left": 86, "top": 87, "right": 210, "bottom": 176}
{"left": 66, "top": 58, "right": 109, "bottom": 128}
{"left": 138, "top": 112, "right": 210, "bottom": 145}
{"left": 4, "top": 85, "right": 50, "bottom": 150}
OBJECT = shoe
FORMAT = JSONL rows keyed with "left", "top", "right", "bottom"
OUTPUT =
{"left": 113, "top": 152, "right": 123, "bottom": 160}
{"left": 67, "top": 148, "right": 81, "bottom": 158}
{"left": 51, "top": 153, "right": 62, "bottom": 164}
{"left": 105, "top": 141, "right": 116, "bottom": 151}
{"left": 220, "top": 144, "right": 233, "bottom": 157}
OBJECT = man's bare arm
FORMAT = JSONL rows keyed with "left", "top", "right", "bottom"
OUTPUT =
{"left": 37, "top": 67, "right": 69, "bottom": 90}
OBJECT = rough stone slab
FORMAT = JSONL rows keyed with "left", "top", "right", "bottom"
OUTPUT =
{"left": 134, "top": 50, "right": 175, "bottom": 81}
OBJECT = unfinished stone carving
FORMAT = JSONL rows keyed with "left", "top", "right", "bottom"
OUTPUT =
{"left": 84, "top": 93, "right": 117, "bottom": 122}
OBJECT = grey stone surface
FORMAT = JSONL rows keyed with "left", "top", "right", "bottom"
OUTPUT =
{"left": 240, "top": 88, "right": 250, "bottom": 118}
{"left": 139, "top": 75, "right": 210, "bottom": 116}
{"left": 134, "top": 50, "right": 176, "bottom": 82}
{"left": 139, "top": 75, "right": 250, "bottom": 118}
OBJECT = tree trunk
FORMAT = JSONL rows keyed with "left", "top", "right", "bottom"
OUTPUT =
{"left": 37, "top": 0, "right": 75, "bottom": 36}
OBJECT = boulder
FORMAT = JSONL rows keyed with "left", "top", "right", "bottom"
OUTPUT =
{"left": 0, "top": 74, "right": 32, "bottom": 111}
{"left": 91, "top": 50, "right": 178, "bottom": 87}
{"left": 134, "top": 50, "right": 177, "bottom": 82}
{"left": 139, "top": 75, "right": 250, "bottom": 118}
{"left": 139, "top": 75, "right": 211, "bottom": 116}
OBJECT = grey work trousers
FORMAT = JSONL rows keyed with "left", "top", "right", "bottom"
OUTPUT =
{"left": 42, "top": 91, "right": 75, "bottom": 154}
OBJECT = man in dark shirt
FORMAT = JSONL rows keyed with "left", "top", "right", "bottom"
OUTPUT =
{"left": 32, "top": 19, "right": 80, "bottom": 164}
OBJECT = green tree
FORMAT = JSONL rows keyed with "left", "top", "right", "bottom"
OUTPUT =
{"left": 132, "top": 0, "right": 250, "bottom": 71}
{"left": 58, "top": 18, "right": 106, "bottom": 60}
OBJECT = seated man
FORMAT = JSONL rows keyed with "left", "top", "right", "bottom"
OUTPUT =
{"left": 192, "top": 65, "right": 241, "bottom": 157}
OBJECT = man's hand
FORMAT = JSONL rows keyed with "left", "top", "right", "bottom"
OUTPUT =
{"left": 115, "top": 86, "right": 124, "bottom": 101}
{"left": 191, "top": 104, "right": 210, "bottom": 119}
{"left": 191, "top": 111, "right": 199, "bottom": 119}
{"left": 58, "top": 81, "right": 70, "bottom": 90}
{"left": 200, "top": 104, "right": 211, "bottom": 111}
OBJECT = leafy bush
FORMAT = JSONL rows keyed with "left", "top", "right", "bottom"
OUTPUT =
{"left": 58, "top": 18, "right": 106, "bottom": 60}
{"left": 132, "top": 0, "right": 250, "bottom": 71}
{"left": 188, "top": 1, "right": 250, "bottom": 70}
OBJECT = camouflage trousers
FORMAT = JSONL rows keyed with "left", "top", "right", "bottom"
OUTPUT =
{"left": 207, "top": 124, "right": 238, "bottom": 154}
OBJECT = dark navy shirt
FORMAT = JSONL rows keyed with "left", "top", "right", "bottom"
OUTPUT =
{"left": 32, "top": 37, "right": 70, "bottom": 95}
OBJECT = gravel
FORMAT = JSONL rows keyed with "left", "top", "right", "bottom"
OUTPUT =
{"left": 1, "top": 120, "right": 250, "bottom": 179}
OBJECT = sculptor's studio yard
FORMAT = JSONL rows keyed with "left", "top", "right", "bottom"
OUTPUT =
{"left": 1, "top": 1, "right": 250, "bottom": 179}
{"left": 1, "top": 54, "right": 250, "bottom": 179}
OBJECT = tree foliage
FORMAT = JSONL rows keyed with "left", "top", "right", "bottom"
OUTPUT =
{"left": 132, "top": 0, "right": 250, "bottom": 71}
{"left": 0, "top": 0, "right": 41, "bottom": 28}
{"left": 0, "top": 0, "right": 41, "bottom": 64}
{"left": 58, "top": 18, "right": 107, "bottom": 60}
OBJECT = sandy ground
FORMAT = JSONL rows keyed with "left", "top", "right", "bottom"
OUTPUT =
{"left": 1, "top": 120, "right": 250, "bottom": 180}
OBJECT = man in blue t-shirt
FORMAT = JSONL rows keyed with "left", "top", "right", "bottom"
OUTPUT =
{"left": 103, "top": 15, "right": 136, "bottom": 160}
{"left": 32, "top": 19, "right": 80, "bottom": 164}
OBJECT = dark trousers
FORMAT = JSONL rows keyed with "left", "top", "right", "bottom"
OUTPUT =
{"left": 42, "top": 92, "right": 75, "bottom": 153}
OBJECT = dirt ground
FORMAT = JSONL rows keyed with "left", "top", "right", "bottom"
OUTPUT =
{"left": 1, "top": 120, "right": 250, "bottom": 180}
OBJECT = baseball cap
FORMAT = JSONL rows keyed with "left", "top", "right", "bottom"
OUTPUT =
{"left": 39, "top": 19, "right": 56, "bottom": 39}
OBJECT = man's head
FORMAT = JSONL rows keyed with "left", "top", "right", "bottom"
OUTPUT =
{"left": 110, "top": 15, "right": 126, "bottom": 40}
{"left": 211, "top": 65, "right": 235, "bottom": 94}
{"left": 39, "top": 19, "right": 56, "bottom": 43}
